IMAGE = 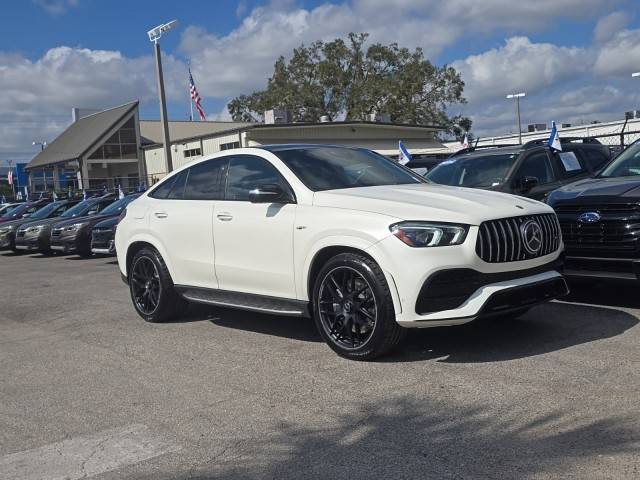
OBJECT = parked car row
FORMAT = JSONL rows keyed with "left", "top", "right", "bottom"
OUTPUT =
{"left": 0, "top": 193, "right": 139, "bottom": 257}
{"left": 4, "top": 140, "right": 639, "bottom": 360}
{"left": 425, "top": 138, "right": 640, "bottom": 283}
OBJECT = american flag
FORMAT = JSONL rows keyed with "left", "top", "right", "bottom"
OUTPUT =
{"left": 7, "top": 169, "right": 13, "bottom": 185}
{"left": 189, "top": 68, "right": 206, "bottom": 121}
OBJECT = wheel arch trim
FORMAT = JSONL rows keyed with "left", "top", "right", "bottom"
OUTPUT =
{"left": 300, "top": 235, "right": 402, "bottom": 314}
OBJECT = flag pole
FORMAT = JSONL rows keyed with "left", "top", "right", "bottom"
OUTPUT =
{"left": 188, "top": 60, "right": 194, "bottom": 122}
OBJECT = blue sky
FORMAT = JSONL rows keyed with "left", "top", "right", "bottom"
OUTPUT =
{"left": 2, "top": 0, "right": 640, "bottom": 163}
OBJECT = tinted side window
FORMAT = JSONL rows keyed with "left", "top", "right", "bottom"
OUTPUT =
{"left": 168, "top": 170, "right": 189, "bottom": 199}
{"left": 514, "top": 151, "right": 554, "bottom": 184}
{"left": 581, "top": 149, "right": 609, "bottom": 172}
{"left": 553, "top": 149, "right": 587, "bottom": 179}
{"left": 226, "top": 156, "right": 288, "bottom": 201}
{"left": 184, "top": 159, "right": 227, "bottom": 200}
{"left": 148, "top": 175, "right": 178, "bottom": 199}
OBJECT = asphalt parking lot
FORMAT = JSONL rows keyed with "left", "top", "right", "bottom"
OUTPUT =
{"left": 1, "top": 252, "right": 639, "bottom": 479}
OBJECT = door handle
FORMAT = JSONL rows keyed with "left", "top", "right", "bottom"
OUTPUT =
{"left": 154, "top": 211, "right": 168, "bottom": 219}
{"left": 216, "top": 213, "right": 233, "bottom": 222}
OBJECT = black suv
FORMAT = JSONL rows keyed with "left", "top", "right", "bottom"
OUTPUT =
{"left": 89, "top": 194, "right": 141, "bottom": 255}
{"left": 426, "top": 138, "right": 611, "bottom": 201}
{"left": 547, "top": 140, "right": 640, "bottom": 280}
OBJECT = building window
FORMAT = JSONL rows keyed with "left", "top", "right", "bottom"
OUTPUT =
{"left": 220, "top": 141, "right": 241, "bottom": 151}
{"left": 88, "top": 116, "right": 138, "bottom": 160}
{"left": 184, "top": 148, "right": 202, "bottom": 158}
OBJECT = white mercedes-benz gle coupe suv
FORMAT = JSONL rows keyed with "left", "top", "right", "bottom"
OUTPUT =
{"left": 116, "top": 145, "right": 567, "bottom": 360}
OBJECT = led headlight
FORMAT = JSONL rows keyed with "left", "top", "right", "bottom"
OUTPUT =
{"left": 25, "top": 225, "right": 44, "bottom": 234}
{"left": 390, "top": 222, "right": 468, "bottom": 248}
{"left": 66, "top": 222, "right": 87, "bottom": 232}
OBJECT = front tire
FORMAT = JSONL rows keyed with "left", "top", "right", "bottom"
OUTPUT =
{"left": 129, "top": 247, "right": 188, "bottom": 323}
{"left": 312, "top": 252, "right": 405, "bottom": 360}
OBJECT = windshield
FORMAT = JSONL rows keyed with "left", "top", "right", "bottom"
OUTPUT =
{"left": 0, "top": 204, "right": 17, "bottom": 215}
{"left": 100, "top": 195, "right": 138, "bottom": 215}
{"left": 426, "top": 153, "right": 518, "bottom": 188}
{"left": 273, "top": 147, "right": 425, "bottom": 191}
{"left": 60, "top": 200, "right": 93, "bottom": 218}
{"left": 598, "top": 143, "right": 640, "bottom": 177}
{"left": 1, "top": 203, "right": 29, "bottom": 219}
{"left": 28, "top": 201, "right": 65, "bottom": 220}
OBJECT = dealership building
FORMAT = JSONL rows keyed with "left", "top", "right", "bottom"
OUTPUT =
{"left": 25, "top": 101, "right": 446, "bottom": 192}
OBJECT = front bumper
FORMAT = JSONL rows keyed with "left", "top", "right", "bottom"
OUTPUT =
{"left": 15, "top": 231, "right": 50, "bottom": 252}
{"left": 365, "top": 228, "right": 566, "bottom": 328}
{"left": 563, "top": 255, "right": 640, "bottom": 281}
{"left": 50, "top": 234, "right": 79, "bottom": 253}
{"left": 0, "top": 232, "right": 15, "bottom": 249}
{"left": 91, "top": 229, "right": 116, "bottom": 255}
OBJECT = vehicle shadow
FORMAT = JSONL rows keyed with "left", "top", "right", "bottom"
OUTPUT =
{"left": 134, "top": 396, "right": 640, "bottom": 479}
{"left": 169, "top": 289, "right": 638, "bottom": 360}
{"left": 171, "top": 303, "right": 322, "bottom": 343}
{"left": 563, "top": 279, "right": 640, "bottom": 309}
{"left": 386, "top": 299, "right": 638, "bottom": 363}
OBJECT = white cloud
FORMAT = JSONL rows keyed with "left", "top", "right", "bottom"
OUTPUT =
{"left": 181, "top": 0, "right": 621, "bottom": 101}
{"left": 33, "top": 0, "right": 79, "bottom": 16}
{"left": 594, "top": 11, "right": 630, "bottom": 43}
{"left": 452, "top": 37, "right": 590, "bottom": 102}
{"left": 0, "top": 46, "right": 187, "bottom": 163}
{"left": 594, "top": 28, "right": 640, "bottom": 76}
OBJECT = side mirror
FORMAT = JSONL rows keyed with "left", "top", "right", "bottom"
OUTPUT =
{"left": 249, "top": 184, "right": 292, "bottom": 204}
{"left": 517, "top": 176, "right": 539, "bottom": 193}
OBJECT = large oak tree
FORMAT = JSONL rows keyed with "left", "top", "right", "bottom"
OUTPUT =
{"left": 228, "top": 33, "right": 471, "bottom": 137}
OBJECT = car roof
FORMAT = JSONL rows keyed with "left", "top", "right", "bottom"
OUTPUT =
{"left": 450, "top": 146, "right": 524, "bottom": 159}
{"left": 259, "top": 144, "right": 364, "bottom": 153}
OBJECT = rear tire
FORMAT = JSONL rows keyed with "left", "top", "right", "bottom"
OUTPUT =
{"left": 312, "top": 252, "right": 405, "bottom": 360}
{"left": 129, "top": 247, "right": 188, "bottom": 323}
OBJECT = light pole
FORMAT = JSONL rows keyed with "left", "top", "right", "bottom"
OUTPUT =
{"left": 147, "top": 20, "right": 177, "bottom": 173}
{"left": 506, "top": 93, "right": 526, "bottom": 144}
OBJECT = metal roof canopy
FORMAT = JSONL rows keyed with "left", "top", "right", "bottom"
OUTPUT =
{"left": 26, "top": 101, "right": 139, "bottom": 170}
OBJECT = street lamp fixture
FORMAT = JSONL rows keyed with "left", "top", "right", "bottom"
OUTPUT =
{"left": 632, "top": 72, "right": 640, "bottom": 77}
{"left": 506, "top": 93, "right": 526, "bottom": 144}
{"left": 148, "top": 19, "right": 177, "bottom": 173}
{"left": 32, "top": 141, "right": 47, "bottom": 151}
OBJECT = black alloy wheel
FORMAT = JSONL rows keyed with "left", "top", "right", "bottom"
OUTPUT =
{"left": 131, "top": 256, "right": 161, "bottom": 316}
{"left": 312, "top": 252, "right": 405, "bottom": 360}
{"left": 318, "top": 266, "right": 378, "bottom": 350}
{"left": 128, "top": 247, "right": 188, "bottom": 323}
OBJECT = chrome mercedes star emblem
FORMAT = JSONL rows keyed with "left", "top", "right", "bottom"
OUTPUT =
{"left": 520, "top": 220, "right": 543, "bottom": 254}
{"left": 577, "top": 211, "right": 601, "bottom": 224}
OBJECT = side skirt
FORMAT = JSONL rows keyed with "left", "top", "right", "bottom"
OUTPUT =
{"left": 175, "top": 285, "right": 311, "bottom": 317}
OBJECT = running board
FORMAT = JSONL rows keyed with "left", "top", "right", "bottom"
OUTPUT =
{"left": 175, "top": 286, "right": 310, "bottom": 317}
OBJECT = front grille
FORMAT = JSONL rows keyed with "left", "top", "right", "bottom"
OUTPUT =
{"left": 91, "top": 229, "right": 113, "bottom": 246}
{"left": 51, "top": 228, "right": 63, "bottom": 237}
{"left": 16, "top": 231, "right": 25, "bottom": 238}
{"left": 556, "top": 203, "right": 640, "bottom": 256}
{"left": 476, "top": 213, "right": 561, "bottom": 263}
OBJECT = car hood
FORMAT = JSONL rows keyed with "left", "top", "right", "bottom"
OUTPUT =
{"left": 53, "top": 213, "right": 112, "bottom": 229}
{"left": 550, "top": 176, "right": 640, "bottom": 203}
{"left": 94, "top": 217, "right": 118, "bottom": 229}
{"left": 0, "top": 218, "right": 28, "bottom": 230}
{"left": 17, "top": 216, "right": 67, "bottom": 229}
{"left": 313, "top": 184, "right": 551, "bottom": 225}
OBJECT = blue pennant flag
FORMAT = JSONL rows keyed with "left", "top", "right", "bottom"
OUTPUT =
{"left": 548, "top": 121, "right": 562, "bottom": 151}
{"left": 398, "top": 140, "right": 413, "bottom": 165}
{"left": 1, "top": 195, "right": 6, "bottom": 204}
